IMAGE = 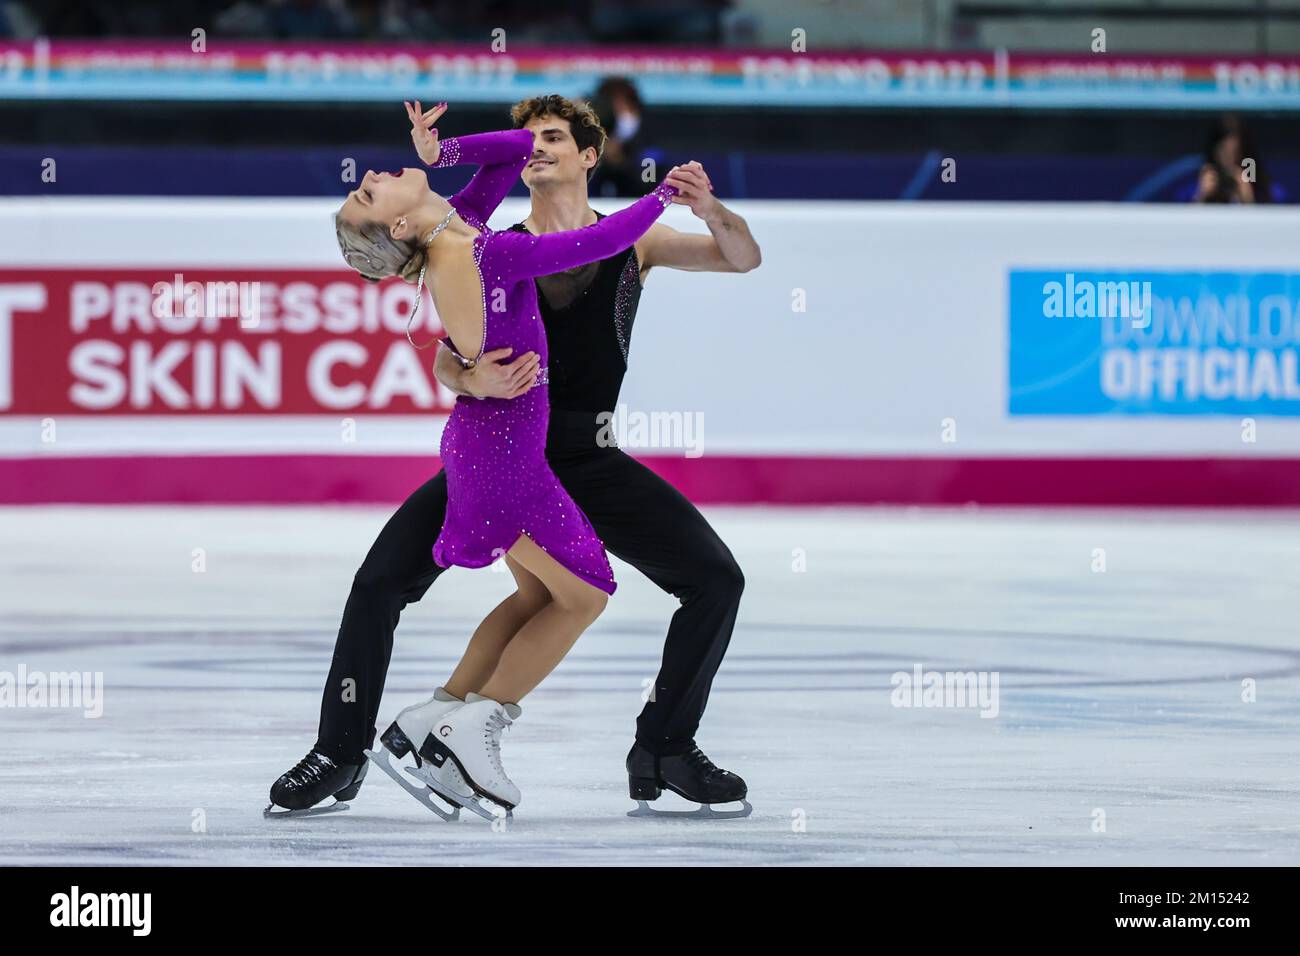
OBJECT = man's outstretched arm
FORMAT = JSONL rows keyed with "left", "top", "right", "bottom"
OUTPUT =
{"left": 638, "top": 162, "right": 762, "bottom": 275}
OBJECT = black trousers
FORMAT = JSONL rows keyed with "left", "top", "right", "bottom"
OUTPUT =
{"left": 314, "top": 410, "right": 744, "bottom": 762}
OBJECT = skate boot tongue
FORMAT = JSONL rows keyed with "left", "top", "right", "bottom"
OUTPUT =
{"left": 465, "top": 692, "right": 522, "bottom": 720}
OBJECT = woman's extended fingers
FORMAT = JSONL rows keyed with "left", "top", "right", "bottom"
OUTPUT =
{"left": 410, "top": 100, "right": 447, "bottom": 129}
{"left": 412, "top": 100, "right": 426, "bottom": 131}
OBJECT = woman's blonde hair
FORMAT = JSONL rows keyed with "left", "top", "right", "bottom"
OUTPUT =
{"left": 334, "top": 212, "right": 425, "bottom": 284}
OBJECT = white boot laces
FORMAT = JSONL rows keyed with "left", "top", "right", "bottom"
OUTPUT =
{"left": 484, "top": 708, "right": 511, "bottom": 778}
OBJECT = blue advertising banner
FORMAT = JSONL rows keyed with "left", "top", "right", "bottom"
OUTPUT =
{"left": 1009, "top": 270, "right": 1300, "bottom": 416}
{"left": 3, "top": 41, "right": 1300, "bottom": 110}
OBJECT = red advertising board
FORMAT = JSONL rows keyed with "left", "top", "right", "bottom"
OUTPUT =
{"left": 0, "top": 269, "right": 453, "bottom": 415}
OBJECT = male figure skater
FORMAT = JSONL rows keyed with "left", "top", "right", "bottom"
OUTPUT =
{"left": 270, "top": 94, "right": 761, "bottom": 813}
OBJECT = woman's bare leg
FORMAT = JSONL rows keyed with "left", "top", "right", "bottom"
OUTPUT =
{"left": 443, "top": 558, "right": 551, "bottom": 700}
{"left": 477, "top": 534, "right": 609, "bottom": 704}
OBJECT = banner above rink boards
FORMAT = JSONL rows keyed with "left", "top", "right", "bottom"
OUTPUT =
{"left": 4, "top": 40, "right": 1300, "bottom": 109}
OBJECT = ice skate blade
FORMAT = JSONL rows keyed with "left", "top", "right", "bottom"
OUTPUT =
{"left": 445, "top": 792, "right": 511, "bottom": 823}
{"left": 364, "top": 748, "right": 460, "bottom": 822}
{"left": 627, "top": 799, "right": 753, "bottom": 820}
{"left": 409, "top": 763, "right": 511, "bottom": 823}
{"left": 402, "top": 764, "right": 482, "bottom": 815}
{"left": 263, "top": 800, "right": 350, "bottom": 819}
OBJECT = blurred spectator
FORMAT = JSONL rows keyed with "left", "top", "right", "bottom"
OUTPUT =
{"left": 1191, "top": 114, "right": 1284, "bottom": 204}
{"left": 13, "top": 0, "right": 711, "bottom": 43}
{"left": 420, "top": 0, "right": 588, "bottom": 43}
{"left": 214, "top": 1, "right": 275, "bottom": 37}
{"left": 269, "top": 0, "right": 355, "bottom": 39}
{"left": 589, "top": 0, "right": 726, "bottom": 44}
{"left": 589, "top": 76, "right": 651, "bottom": 197}
{"left": 346, "top": 0, "right": 429, "bottom": 42}
{"left": 26, "top": 0, "right": 118, "bottom": 36}
{"left": 0, "top": 1, "right": 42, "bottom": 39}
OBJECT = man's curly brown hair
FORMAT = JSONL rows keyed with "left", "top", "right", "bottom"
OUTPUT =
{"left": 510, "top": 94, "right": 607, "bottom": 181}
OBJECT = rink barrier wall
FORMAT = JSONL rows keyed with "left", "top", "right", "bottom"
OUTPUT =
{"left": 2, "top": 199, "right": 1299, "bottom": 505}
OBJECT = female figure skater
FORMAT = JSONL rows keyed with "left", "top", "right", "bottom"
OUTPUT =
{"left": 332, "top": 102, "right": 678, "bottom": 816}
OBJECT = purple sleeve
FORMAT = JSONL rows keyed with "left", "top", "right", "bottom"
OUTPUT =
{"left": 485, "top": 183, "right": 678, "bottom": 281}
{"left": 431, "top": 128, "right": 532, "bottom": 227}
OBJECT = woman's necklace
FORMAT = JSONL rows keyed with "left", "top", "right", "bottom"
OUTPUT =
{"left": 407, "top": 205, "right": 460, "bottom": 350}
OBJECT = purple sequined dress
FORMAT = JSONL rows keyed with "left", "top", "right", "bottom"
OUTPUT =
{"left": 429, "top": 129, "right": 676, "bottom": 594}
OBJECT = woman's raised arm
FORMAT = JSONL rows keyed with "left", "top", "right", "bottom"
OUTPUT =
{"left": 485, "top": 182, "right": 679, "bottom": 281}
{"left": 431, "top": 127, "right": 533, "bottom": 228}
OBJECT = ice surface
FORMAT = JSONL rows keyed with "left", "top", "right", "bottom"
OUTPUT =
{"left": 1, "top": 505, "right": 1299, "bottom": 865}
